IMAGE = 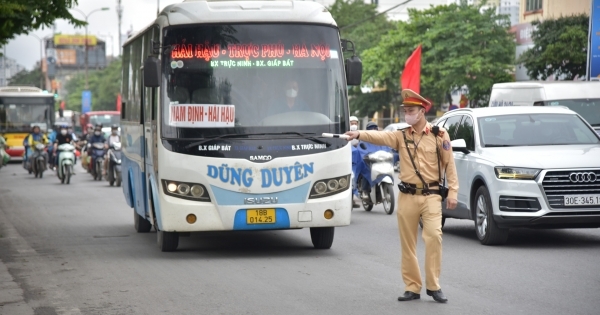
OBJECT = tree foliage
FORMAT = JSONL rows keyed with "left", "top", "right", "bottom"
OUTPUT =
{"left": 328, "top": 0, "right": 394, "bottom": 57}
{"left": 8, "top": 65, "right": 44, "bottom": 89}
{"left": 518, "top": 14, "right": 589, "bottom": 80}
{"left": 65, "top": 58, "right": 121, "bottom": 111}
{"left": 361, "top": 3, "right": 515, "bottom": 111}
{"left": 0, "top": 0, "right": 85, "bottom": 50}
{"left": 327, "top": 0, "right": 395, "bottom": 116}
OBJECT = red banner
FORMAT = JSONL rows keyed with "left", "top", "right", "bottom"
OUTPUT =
{"left": 401, "top": 45, "right": 422, "bottom": 93}
{"left": 116, "top": 94, "right": 122, "bottom": 112}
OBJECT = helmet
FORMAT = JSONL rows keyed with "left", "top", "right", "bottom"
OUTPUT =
{"left": 111, "top": 124, "right": 119, "bottom": 130}
{"left": 31, "top": 125, "right": 40, "bottom": 132}
{"left": 94, "top": 124, "right": 102, "bottom": 131}
{"left": 366, "top": 122, "right": 378, "bottom": 130}
{"left": 349, "top": 116, "right": 359, "bottom": 122}
{"left": 59, "top": 124, "right": 68, "bottom": 130}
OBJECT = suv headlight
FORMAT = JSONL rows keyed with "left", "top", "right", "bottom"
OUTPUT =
{"left": 161, "top": 179, "right": 211, "bottom": 201}
{"left": 494, "top": 167, "right": 541, "bottom": 180}
{"left": 309, "top": 175, "right": 350, "bottom": 199}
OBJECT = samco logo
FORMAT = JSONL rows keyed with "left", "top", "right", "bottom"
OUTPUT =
{"left": 250, "top": 155, "right": 272, "bottom": 161}
{"left": 207, "top": 162, "right": 314, "bottom": 188}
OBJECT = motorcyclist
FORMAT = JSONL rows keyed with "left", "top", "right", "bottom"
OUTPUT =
{"left": 87, "top": 124, "right": 107, "bottom": 174}
{"left": 104, "top": 124, "right": 121, "bottom": 176}
{"left": 47, "top": 128, "right": 57, "bottom": 170}
{"left": 53, "top": 125, "right": 75, "bottom": 174}
{"left": 23, "top": 126, "right": 49, "bottom": 170}
{"left": 349, "top": 116, "right": 360, "bottom": 147}
{"left": 80, "top": 124, "right": 94, "bottom": 171}
{"left": 355, "top": 122, "right": 389, "bottom": 200}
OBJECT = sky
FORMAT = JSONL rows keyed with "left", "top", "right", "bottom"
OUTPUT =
{"left": 4, "top": 0, "right": 446, "bottom": 70}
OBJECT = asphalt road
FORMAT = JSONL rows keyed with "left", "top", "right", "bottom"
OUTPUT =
{"left": 1, "top": 163, "right": 599, "bottom": 315}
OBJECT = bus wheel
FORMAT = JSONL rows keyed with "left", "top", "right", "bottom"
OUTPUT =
{"left": 134, "top": 210, "right": 152, "bottom": 233}
{"left": 157, "top": 230, "right": 179, "bottom": 252}
{"left": 310, "top": 227, "right": 334, "bottom": 249}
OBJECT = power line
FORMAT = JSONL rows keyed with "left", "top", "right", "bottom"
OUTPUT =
{"left": 339, "top": 0, "right": 414, "bottom": 31}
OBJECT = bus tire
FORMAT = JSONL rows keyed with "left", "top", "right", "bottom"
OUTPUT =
{"left": 157, "top": 230, "right": 179, "bottom": 252}
{"left": 134, "top": 210, "right": 152, "bottom": 233}
{"left": 310, "top": 227, "right": 334, "bottom": 249}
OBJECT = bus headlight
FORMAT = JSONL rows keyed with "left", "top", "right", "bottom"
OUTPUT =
{"left": 162, "top": 180, "right": 211, "bottom": 202}
{"left": 309, "top": 175, "right": 351, "bottom": 199}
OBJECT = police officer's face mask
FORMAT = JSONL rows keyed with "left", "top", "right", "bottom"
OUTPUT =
{"left": 404, "top": 109, "right": 423, "bottom": 126}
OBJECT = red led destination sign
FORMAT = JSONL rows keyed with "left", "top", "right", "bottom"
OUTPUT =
{"left": 171, "top": 42, "right": 332, "bottom": 61}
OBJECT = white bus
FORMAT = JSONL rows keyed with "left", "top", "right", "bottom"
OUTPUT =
{"left": 120, "top": 0, "right": 362, "bottom": 251}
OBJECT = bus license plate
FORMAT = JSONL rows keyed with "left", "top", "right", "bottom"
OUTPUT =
{"left": 246, "top": 209, "right": 276, "bottom": 224}
{"left": 564, "top": 194, "right": 600, "bottom": 206}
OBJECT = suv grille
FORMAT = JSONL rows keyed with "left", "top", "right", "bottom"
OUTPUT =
{"left": 542, "top": 170, "right": 600, "bottom": 209}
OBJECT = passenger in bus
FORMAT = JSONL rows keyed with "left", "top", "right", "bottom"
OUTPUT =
{"left": 173, "top": 86, "right": 190, "bottom": 104}
{"left": 266, "top": 79, "right": 310, "bottom": 116}
{"left": 192, "top": 88, "right": 219, "bottom": 104}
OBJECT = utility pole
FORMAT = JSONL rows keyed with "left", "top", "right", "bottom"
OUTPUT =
{"left": 71, "top": 7, "right": 109, "bottom": 90}
{"left": 117, "top": 0, "right": 123, "bottom": 56}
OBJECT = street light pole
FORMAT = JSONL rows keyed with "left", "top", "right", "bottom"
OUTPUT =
{"left": 71, "top": 7, "right": 109, "bottom": 90}
{"left": 30, "top": 34, "right": 45, "bottom": 89}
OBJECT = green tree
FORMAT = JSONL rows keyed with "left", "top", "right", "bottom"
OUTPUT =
{"left": 328, "top": 0, "right": 394, "bottom": 57}
{"left": 518, "top": 14, "right": 589, "bottom": 80}
{"left": 0, "top": 0, "right": 85, "bottom": 50}
{"left": 65, "top": 58, "right": 121, "bottom": 111}
{"left": 362, "top": 3, "right": 515, "bottom": 111}
{"left": 8, "top": 65, "right": 44, "bottom": 89}
{"left": 327, "top": 0, "right": 395, "bottom": 116}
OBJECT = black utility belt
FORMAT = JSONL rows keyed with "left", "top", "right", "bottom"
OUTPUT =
{"left": 398, "top": 182, "right": 448, "bottom": 199}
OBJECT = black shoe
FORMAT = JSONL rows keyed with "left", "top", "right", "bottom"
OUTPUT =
{"left": 426, "top": 289, "right": 448, "bottom": 303}
{"left": 397, "top": 291, "right": 420, "bottom": 301}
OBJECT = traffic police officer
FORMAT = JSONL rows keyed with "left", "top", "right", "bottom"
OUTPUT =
{"left": 344, "top": 89, "right": 458, "bottom": 303}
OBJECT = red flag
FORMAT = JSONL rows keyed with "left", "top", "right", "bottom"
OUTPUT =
{"left": 116, "top": 93, "right": 122, "bottom": 111}
{"left": 401, "top": 45, "right": 422, "bottom": 93}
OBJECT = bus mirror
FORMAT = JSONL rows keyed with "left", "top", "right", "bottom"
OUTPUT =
{"left": 345, "top": 55, "right": 362, "bottom": 86}
{"left": 144, "top": 56, "right": 161, "bottom": 87}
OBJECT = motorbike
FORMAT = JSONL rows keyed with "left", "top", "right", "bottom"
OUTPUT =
{"left": 89, "top": 142, "right": 106, "bottom": 181}
{"left": 26, "top": 143, "right": 48, "bottom": 178}
{"left": 352, "top": 142, "right": 395, "bottom": 215}
{"left": 106, "top": 142, "right": 122, "bottom": 187}
{"left": 0, "top": 136, "right": 9, "bottom": 169}
{"left": 57, "top": 143, "right": 76, "bottom": 184}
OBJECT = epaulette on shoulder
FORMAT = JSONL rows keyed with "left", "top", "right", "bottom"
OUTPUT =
{"left": 437, "top": 130, "right": 445, "bottom": 137}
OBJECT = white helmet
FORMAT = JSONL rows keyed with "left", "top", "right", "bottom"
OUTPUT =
{"left": 349, "top": 116, "right": 358, "bottom": 122}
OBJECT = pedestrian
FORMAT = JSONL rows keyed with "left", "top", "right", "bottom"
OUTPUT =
{"left": 344, "top": 88, "right": 459, "bottom": 303}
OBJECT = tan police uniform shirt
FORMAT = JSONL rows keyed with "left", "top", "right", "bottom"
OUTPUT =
{"left": 358, "top": 123, "right": 459, "bottom": 200}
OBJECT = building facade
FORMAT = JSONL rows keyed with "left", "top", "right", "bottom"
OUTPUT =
{"left": 0, "top": 55, "right": 26, "bottom": 87}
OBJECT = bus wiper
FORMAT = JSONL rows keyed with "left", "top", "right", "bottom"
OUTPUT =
{"left": 184, "top": 133, "right": 254, "bottom": 149}
{"left": 279, "top": 132, "right": 330, "bottom": 146}
{"left": 485, "top": 144, "right": 514, "bottom": 147}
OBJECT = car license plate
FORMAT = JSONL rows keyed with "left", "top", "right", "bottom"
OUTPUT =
{"left": 246, "top": 209, "right": 276, "bottom": 224}
{"left": 563, "top": 194, "right": 600, "bottom": 206}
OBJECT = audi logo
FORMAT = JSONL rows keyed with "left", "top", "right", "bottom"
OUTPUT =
{"left": 569, "top": 172, "right": 598, "bottom": 183}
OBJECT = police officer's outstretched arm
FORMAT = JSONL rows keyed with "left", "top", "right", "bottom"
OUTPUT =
{"left": 440, "top": 130, "right": 458, "bottom": 209}
{"left": 344, "top": 130, "right": 400, "bottom": 151}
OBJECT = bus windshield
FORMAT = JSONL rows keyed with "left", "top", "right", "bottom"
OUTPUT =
{"left": 161, "top": 24, "right": 348, "bottom": 139}
{"left": 545, "top": 99, "right": 600, "bottom": 127}
{"left": 0, "top": 97, "right": 53, "bottom": 132}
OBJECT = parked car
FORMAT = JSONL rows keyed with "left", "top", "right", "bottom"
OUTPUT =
{"left": 436, "top": 106, "right": 600, "bottom": 245}
{"left": 384, "top": 123, "right": 410, "bottom": 171}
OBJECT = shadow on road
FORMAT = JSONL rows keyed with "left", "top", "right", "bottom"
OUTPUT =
{"left": 442, "top": 221, "right": 600, "bottom": 249}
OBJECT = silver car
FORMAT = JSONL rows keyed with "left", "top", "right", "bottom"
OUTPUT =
{"left": 436, "top": 106, "right": 600, "bottom": 245}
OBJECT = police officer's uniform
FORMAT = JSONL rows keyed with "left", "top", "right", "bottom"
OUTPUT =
{"left": 354, "top": 89, "right": 459, "bottom": 302}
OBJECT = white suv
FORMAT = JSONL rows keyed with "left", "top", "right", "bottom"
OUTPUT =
{"left": 435, "top": 106, "right": 600, "bottom": 245}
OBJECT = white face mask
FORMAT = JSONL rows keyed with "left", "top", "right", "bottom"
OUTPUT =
{"left": 94, "top": 131, "right": 101, "bottom": 136}
{"left": 350, "top": 125, "right": 358, "bottom": 131}
{"left": 286, "top": 88, "right": 298, "bottom": 98}
{"left": 405, "top": 111, "right": 422, "bottom": 126}
{"left": 60, "top": 130, "right": 67, "bottom": 135}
